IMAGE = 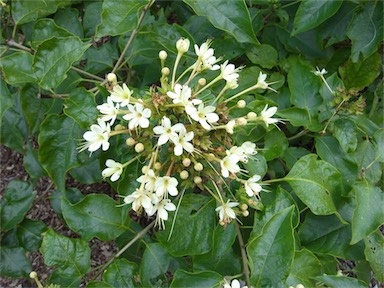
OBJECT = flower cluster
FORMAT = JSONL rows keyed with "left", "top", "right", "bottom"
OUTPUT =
{"left": 80, "top": 38, "right": 282, "bottom": 229}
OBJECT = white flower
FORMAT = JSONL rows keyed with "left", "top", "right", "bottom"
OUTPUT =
{"left": 123, "top": 103, "right": 151, "bottom": 130}
{"left": 97, "top": 97, "right": 119, "bottom": 125}
{"left": 216, "top": 199, "right": 239, "bottom": 224}
{"left": 153, "top": 116, "right": 178, "bottom": 146}
{"left": 256, "top": 72, "right": 268, "bottom": 89}
{"left": 225, "top": 120, "right": 236, "bottom": 134}
{"left": 189, "top": 103, "right": 219, "bottom": 130}
{"left": 313, "top": 67, "right": 327, "bottom": 76}
{"left": 220, "top": 60, "right": 241, "bottom": 82}
{"left": 194, "top": 40, "right": 220, "bottom": 71}
{"left": 176, "top": 38, "right": 190, "bottom": 53}
{"left": 220, "top": 154, "right": 241, "bottom": 178}
{"left": 167, "top": 84, "right": 202, "bottom": 112}
{"left": 153, "top": 199, "right": 176, "bottom": 229}
{"left": 80, "top": 119, "right": 111, "bottom": 152}
{"left": 154, "top": 176, "right": 178, "bottom": 197}
{"left": 124, "top": 188, "right": 155, "bottom": 213}
{"left": 260, "top": 104, "right": 279, "bottom": 127}
{"left": 136, "top": 169, "right": 157, "bottom": 192}
{"left": 226, "top": 78, "right": 239, "bottom": 90}
{"left": 240, "top": 141, "right": 257, "bottom": 156}
{"left": 110, "top": 83, "right": 132, "bottom": 107}
{"left": 171, "top": 125, "right": 195, "bottom": 156}
{"left": 102, "top": 159, "right": 123, "bottom": 182}
{"left": 244, "top": 175, "right": 262, "bottom": 197}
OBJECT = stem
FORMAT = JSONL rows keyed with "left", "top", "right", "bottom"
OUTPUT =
{"left": 112, "top": 0, "right": 155, "bottom": 73}
{"left": 224, "top": 83, "right": 261, "bottom": 104}
{"left": 287, "top": 129, "right": 309, "bottom": 141}
{"left": 193, "top": 75, "right": 222, "bottom": 97}
{"left": 6, "top": 39, "right": 32, "bottom": 52}
{"left": 70, "top": 66, "right": 104, "bottom": 81}
{"left": 235, "top": 222, "right": 251, "bottom": 287}
{"left": 322, "top": 99, "right": 345, "bottom": 133}
{"left": 171, "top": 53, "right": 182, "bottom": 89}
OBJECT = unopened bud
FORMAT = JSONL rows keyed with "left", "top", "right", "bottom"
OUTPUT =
{"left": 176, "top": 38, "right": 190, "bottom": 53}
{"left": 159, "top": 50, "right": 168, "bottom": 60}
{"left": 141, "top": 165, "right": 148, "bottom": 174}
{"left": 237, "top": 100, "right": 246, "bottom": 108}
{"left": 194, "top": 176, "right": 202, "bottom": 184}
{"left": 135, "top": 143, "right": 144, "bottom": 153}
{"left": 161, "top": 67, "right": 170, "bottom": 76}
{"left": 115, "top": 124, "right": 125, "bottom": 131}
{"left": 194, "top": 162, "right": 203, "bottom": 171}
{"left": 207, "top": 153, "right": 216, "bottom": 162}
{"left": 198, "top": 78, "right": 206, "bottom": 86}
{"left": 154, "top": 162, "right": 162, "bottom": 170}
{"left": 107, "top": 73, "right": 117, "bottom": 85}
{"left": 237, "top": 117, "right": 247, "bottom": 126}
{"left": 240, "top": 203, "right": 248, "bottom": 210}
{"left": 180, "top": 170, "right": 189, "bottom": 179}
{"left": 296, "top": 284, "right": 305, "bottom": 288}
{"left": 247, "top": 112, "right": 257, "bottom": 120}
{"left": 182, "top": 158, "right": 191, "bottom": 167}
{"left": 29, "top": 271, "right": 38, "bottom": 279}
{"left": 126, "top": 138, "right": 136, "bottom": 146}
{"left": 242, "top": 210, "right": 249, "bottom": 217}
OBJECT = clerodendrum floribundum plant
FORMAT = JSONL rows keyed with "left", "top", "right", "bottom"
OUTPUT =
{"left": 79, "top": 38, "right": 282, "bottom": 230}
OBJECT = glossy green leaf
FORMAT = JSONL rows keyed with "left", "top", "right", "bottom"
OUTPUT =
{"left": 64, "top": 88, "right": 98, "bottom": 129}
{"left": 87, "top": 281, "right": 114, "bottom": 288}
{"left": 286, "top": 154, "right": 340, "bottom": 216}
{"left": 347, "top": 1, "right": 383, "bottom": 62}
{"left": 286, "top": 249, "right": 323, "bottom": 288}
{"left": 16, "top": 219, "right": 47, "bottom": 252}
{"left": 50, "top": 188, "right": 84, "bottom": 216}
{"left": 333, "top": 118, "right": 358, "bottom": 153}
{"left": 11, "top": 0, "right": 71, "bottom": 25}
{"left": 243, "top": 154, "right": 267, "bottom": 178}
{"left": 0, "top": 247, "right": 32, "bottom": 278}
{"left": 33, "top": 37, "right": 90, "bottom": 89}
{"left": 83, "top": 2, "right": 102, "bottom": 37}
{"left": 0, "top": 79, "right": 13, "bottom": 125}
{"left": 103, "top": 259, "right": 137, "bottom": 288}
{"left": 38, "top": 114, "right": 81, "bottom": 192}
{"left": 54, "top": 7, "right": 84, "bottom": 38}
{"left": 41, "top": 229, "right": 90, "bottom": 287}
{"left": 140, "top": 243, "right": 173, "bottom": 286}
{"left": 0, "top": 52, "right": 36, "bottom": 85}
{"left": 83, "top": 43, "right": 119, "bottom": 74}
{"left": 262, "top": 129, "right": 288, "bottom": 161}
{"left": 364, "top": 230, "right": 384, "bottom": 282}
{"left": 282, "top": 147, "right": 310, "bottom": 170}
{"left": 351, "top": 182, "right": 384, "bottom": 244}
{"left": 314, "top": 275, "right": 367, "bottom": 288}
{"left": 61, "top": 194, "right": 129, "bottom": 241}
{"left": 156, "top": 194, "right": 216, "bottom": 257}
{"left": 31, "top": 18, "right": 73, "bottom": 49}
{"left": 353, "top": 139, "right": 382, "bottom": 184}
{"left": 183, "top": 0, "right": 258, "bottom": 44}
{"left": 277, "top": 107, "right": 322, "bottom": 132}
{"left": 246, "top": 44, "right": 278, "bottom": 69}
{"left": 170, "top": 270, "right": 222, "bottom": 288}
{"left": 96, "top": 0, "right": 148, "bottom": 38}
{"left": 23, "top": 143, "right": 47, "bottom": 179}
{"left": 247, "top": 206, "right": 295, "bottom": 287}
{"left": 0, "top": 180, "right": 35, "bottom": 231}
{"left": 292, "top": 0, "right": 342, "bottom": 35}
{"left": 374, "top": 128, "right": 384, "bottom": 163}
{"left": 69, "top": 159, "right": 103, "bottom": 184}
{"left": 339, "top": 52, "right": 381, "bottom": 90}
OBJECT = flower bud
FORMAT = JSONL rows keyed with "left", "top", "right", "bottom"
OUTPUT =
{"left": 115, "top": 124, "right": 125, "bottom": 131}
{"left": 242, "top": 210, "right": 249, "bottom": 217}
{"left": 296, "top": 284, "right": 305, "bottom": 288}
{"left": 126, "top": 138, "right": 136, "bottom": 146}
{"left": 159, "top": 50, "right": 168, "bottom": 60}
{"left": 182, "top": 158, "right": 191, "bottom": 167}
{"left": 107, "top": 73, "right": 117, "bottom": 86}
{"left": 161, "top": 67, "right": 170, "bottom": 76}
{"left": 142, "top": 165, "right": 148, "bottom": 174}
{"left": 198, "top": 78, "right": 206, "bottom": 86}
{"left": 180, "top": 170, "right": 189, "bottom": 179}
{"left": 207, "top": 153, "right": 216, "bottom": 162}
{"left": 176, "top": 38, "right": 190, "bottom": 53}
{"left": 29, "top": 271, "right": 38, "bottom": 279}
{"left": 237, "top": 100, "right": 246, "bottom": 108}
{"left": 240, "top": 203, "right": 248, "bottom": 210}
{"left": 237, "top": 117, "right": 247, "bottom": 126}
{"left": 194, "top": 176, "right": 202, "bottom": 184}
{"left": 154, "top": 162, "right": 162, "bottom": 170}
{"left": 247, "top": 112, "right": 257, "bottom": 120}
{"left": 135, "top": 142, "right": 144, "bottom": 153}
{"left": 194, "top": 162, "right": 203, "bottom": 171}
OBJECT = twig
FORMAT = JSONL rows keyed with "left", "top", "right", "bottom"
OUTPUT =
{"left": 111, "top": 0, "right": 155, "bottom": 73}
{"left": 235, "top": 222, "right": 251, "bottom": 287}
{"left": 6, "top": 39, "right": 32, "bottom": 52}
{"left": 70, "top": 66, "right": 104, "bottom": 82}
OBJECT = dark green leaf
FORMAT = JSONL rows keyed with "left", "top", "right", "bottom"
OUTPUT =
{"left": 31, "top": 18, "right": 73, "bottom": 49}
{"left": 69, "top": 159, "right": 103, "bottom": 184}
{"left": 54, "top": 7, "right": 84, "bottom": 38}
{"left": 16, "top": 219, "right": 47, "bottom": 251}
{"left": 83, "top": 2, "right": 102, "bottom": 38}
{"left": 246, "top": 44, "right": 278, "bottom": 69}
{"left": 333, "top": 118, "right": 358, "bottom": 153}
{"left": 314, "top": 275, "right": 367, "bottom": 288}
{"left": 261, "top": 129, "right": 288, "bottom": 161}
{"left": 170, "top": 270, "right": 222, "bottom": 288}
{"left": 23, "top": 143, "right": 47, "bottom": 179}
{"left": 364, "top": 231, "right": 384, "bottom": 282}
{"left": 0, "top": 52, "right": 36, "bottom": 85}
{"left": 156, "top": 194, "right": 216, "bottom": 257}
{"left": 96, "top": 0, "right": 148, "bottom": 38}
{"left": 183, "top": 0, "right": 258, "bottom": 44}
{"left": 374, "top": 128, "right": 384, "bottom": 163}
{"left": 61, "top": 194, "right": 129, "bottom": 241}
{"left": 277, "top": 107, "right": 322, "bottom": 132}
{"left": 351, "top": 182, "right": 384, "bottom": 244}
{"left": 64, "top": 88, "right": 98, "bottom": 129}
{"left": 0, "top": 247, "right": 31, "bottom": 278}
{"left": 0, "top": 180, "right": 35, "bottom": 231}
{"left": 354, "top": 140, "right": 382, "bottom": 184}
{"left": 33, "top": 37, "right": 90, "bottom": 89}
{"left": 87, "top": 281, "right": 114, "bottom": 288}
{"left": 84, "top": 43, "right": 119, "bottom": 74}
{"left": 103, "top": 258, "right": 137, "bottom": 288}
{"left": 282, "top": 147, "right": 310, "bottom": 170}
{"left": 50, "top": 187, "right": 84, "bottom": 216}
{"left": 292, "top": 0, "right": 342, "bottom": 35}
{"left": 0, "top": 79, "right": 13, "bottom": 126}
{"left": 38, "top": 114, "right": 81, "bottom": 192}
{"left": 248, "top": 206, "right": 295, "bottom": 287}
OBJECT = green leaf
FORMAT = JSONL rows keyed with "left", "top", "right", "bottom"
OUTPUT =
{"left": 353, "top": 139, "right": 382, "bottom": 184}
{"left": 351, "top": 182, "right": 384, "bottom": 244}
{"left": 247, "top": 206, "right": 295, "bottom": 287}
{"left": 96, "top": 0, "right": 149, "bottom": 38}
{"left": 103, "top": 259, "right": 137, "bottom": 288}
{"left": 286, "top": 249, "right": 323, "bottom": 288}
{"left": 364, "top": 231, "right": 384, "bottom": 282}
{"left": 0, "top": 52, "right": 36, "bottom": 85}
{"left": 277, "top": 107, "right": 322, "bottom": 132}
{"left": 61, "top": 194, "right": 129, "bottom": 241}
{"left": 292, "top": 0, "right": 342, "bottom": 35}
{"left": 0, "top": 247, "right": 32, "bottom": 278}
{"left": 170, "top": 270, "right": 222, "bottom": 288}
{"left": 183, "top": 0, "right": 258, "bottom": 44}
{"left": 314, "top": 275, "right": 367, "bottom": 288}
{"left": 38, "top": 114, "right": 81, "bottom": 192}
{"left": 83, "top": 43, "right": 119, "bottom": 74}
{"left": 16, "top": 219, "right": 47, "bottom": 252}
{"left": 261, "top": 129, "right": 288, "bottom": 161}
{"left": 31, "top": 18, "right": 73, "bottom": 49}
{"left": 87, "top": 282, "right": 114, "bottom": 288}
{"left": 140, "top": 243, "right": 174, "bottom": 286}
{"left": 50, "top": 188, "right": 84, "bottom": 216}
{"left": 156, "top": 194, "right": 216, "bottom": 257}
{"left": 33, "top": 36, "right": 90, "bottom": 89}
{"left": 339, "top": 52, "right": 381, "bottom": 90}
{"left": 0, "top": 79, "right": 13, "bottom": 126}
{"left": 0, "top": 180, "right": 35, "bottom": 231}
{"left": 286, "top": 154, "right": 340, "bottom": 216}
{"left": 54, "top": 7, "right": 84, "bottom": 38}
{"left": 64, "top": 88, "right": 98, "bottom": 129}
{"left": 246, "top": 44, "right": 278, "bottom": 69}
{"left": 83, "top": 2, "right": 102, "bottom": 38}
{"left": 374, "top": 128, "right": 384, "bottom": 163}
{"left": 347, "top": 1, "right": 383, "bottom": 62}
{"left": 11, "top": 0, "right": 71, "bottom": 25}
{"left": 41, "top": 229, "right": 90, "bottom": 287}
{"left": 333, "top": 118, "right": 358, "bottom": 153}
{"left": 23, "top": 143, "right": 47, "bottom": 179}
